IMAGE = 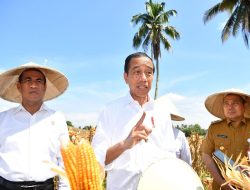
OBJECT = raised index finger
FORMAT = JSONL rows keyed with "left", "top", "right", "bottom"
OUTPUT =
{"left": 134, "top": 112, "right": 146, "bottom": 128}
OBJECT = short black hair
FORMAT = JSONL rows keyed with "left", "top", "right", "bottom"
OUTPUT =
{"left": 124, "top": 52, "right": 155, "bottom": 74}
{"left": 18, "top": 68, "right": 46, "bottom": 84}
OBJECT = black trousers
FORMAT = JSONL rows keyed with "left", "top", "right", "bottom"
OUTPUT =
{"left": 0, "top": 176, "right": 55, "bottom": 190}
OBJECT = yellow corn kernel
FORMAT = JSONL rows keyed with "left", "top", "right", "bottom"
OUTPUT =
{"left": 60, "top": 140, "right": 103, "bottom": 190}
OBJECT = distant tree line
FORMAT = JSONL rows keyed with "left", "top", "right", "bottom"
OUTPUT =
{"left": 67, "top": 121, "right": 206, "bottom": 137}
{"left": 175, "top": 124, "right": 207, "bottom": 137}
{"left": 67, "top": 121, "right": 96, "bottom": 130}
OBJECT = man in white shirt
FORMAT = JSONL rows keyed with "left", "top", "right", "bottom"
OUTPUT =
{"left": 92, "top": 52, "right": 176, "bottom": 190}
{"left": 154, "top": 94, "right": 192, "bottom": 165}
{"left": 0, "top": 63, "right": 69, "bottom": 190}
{"left": 173, "top": 127, "right": 192, "bottom": 165}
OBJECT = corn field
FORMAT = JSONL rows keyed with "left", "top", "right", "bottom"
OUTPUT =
{"left": 68, "top": 126, "right": 213, "bottom": 190}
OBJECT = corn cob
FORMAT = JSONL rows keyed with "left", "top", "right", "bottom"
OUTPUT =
{"left": 61, "top": 142, "right": 79, "bottom": 190}
{"left": 60, "top": 139, "right": 103, "bottom": 190}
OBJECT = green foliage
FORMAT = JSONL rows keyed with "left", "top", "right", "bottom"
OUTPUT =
{"left": 176, "top": 124, "right": 206, "bottom": 137}
{"left": 66, "top": 120, "right": 74, "bottom": 127}
{"left": 83, "top": 125, "right": 95, "bottom": 130}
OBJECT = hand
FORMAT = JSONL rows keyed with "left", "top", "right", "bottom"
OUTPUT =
{"left": 123, "top": 112, "right": 152, "bottom": 149}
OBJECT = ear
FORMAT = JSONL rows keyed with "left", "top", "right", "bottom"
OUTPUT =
{"left": 123, "top": 72, "right": 128, "bottom": 84}
{"left": 17, "top": 82, "right": 21, "bottom": 93}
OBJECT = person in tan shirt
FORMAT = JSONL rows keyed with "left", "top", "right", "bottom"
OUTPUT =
{"left": 201, "top": 89, "right": 250, "bottom": 190}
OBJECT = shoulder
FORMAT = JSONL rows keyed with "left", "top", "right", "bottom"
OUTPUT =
{"left": 0, "top": 107, "right": 19, "bottom": 125}
{"left": 0, "top": 110, "right": 8, "bottom": 120}
{"left": 102, "top": 95, "right": 128, "bottom": 112}
{"left": 0, "top": 107, "right": 17, "bottom": 117}
{"left": 207, "top": 119, "right": 226, "bottom": 131}
{"left": 210, "top": 119, "right": 225, "bottom": 126}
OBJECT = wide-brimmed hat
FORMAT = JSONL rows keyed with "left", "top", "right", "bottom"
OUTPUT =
{"left": 205, "top": 88, "right": 250, "bottom": 119}
{"left": 0, "top": 62, "right": 68, "bottom": 103}
{"left": 154, "top": 94, "right": 185, "bottom": 121}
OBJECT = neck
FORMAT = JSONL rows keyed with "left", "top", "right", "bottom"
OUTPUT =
{"left": 22, "top": 102, "right": 43, "bottom": 115}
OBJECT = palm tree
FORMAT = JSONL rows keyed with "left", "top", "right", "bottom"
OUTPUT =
{"left": 203, "top": 0, "right": 250, "bottom": 47}
{"left": 131, "top": 0, "right": 180, "bottom": 99}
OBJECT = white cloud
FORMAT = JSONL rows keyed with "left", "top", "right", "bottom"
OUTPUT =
{"left": 165, "top": 92, "right": 218, "bottom": 129}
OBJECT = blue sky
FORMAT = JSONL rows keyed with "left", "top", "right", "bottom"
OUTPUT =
{"left": 0, "top": 0, "right": 249, "bottom": 129}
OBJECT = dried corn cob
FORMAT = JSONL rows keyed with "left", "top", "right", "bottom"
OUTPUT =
{"left": 58, "top": 139, "right": 103, "bottom": 190}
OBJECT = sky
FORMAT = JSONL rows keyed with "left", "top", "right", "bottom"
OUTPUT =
{"left": 0, "top": 0, "right": 249, "bottom": 129}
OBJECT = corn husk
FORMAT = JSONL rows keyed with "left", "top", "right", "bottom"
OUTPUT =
{"left": 214, "top": 154, "right": 250, "bottom": 190}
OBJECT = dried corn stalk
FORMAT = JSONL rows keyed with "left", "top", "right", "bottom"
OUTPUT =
{"left": 214, "top": 155, "right": 250, "bottom": 190}
{"left": 51, "top": 139, "right": 104, "bottom": 190}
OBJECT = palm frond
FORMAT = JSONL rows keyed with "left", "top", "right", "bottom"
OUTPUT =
{"left": 142, "top": 33, "right": 152, "bottom": 52}
{"left": 133, "top": 33, "right": 142, "bottom": 49}
{"left": 220, "top": 0, "right": 238, "bottom": 11}
{"left": 163, "top": 26, "right": 180, "bottom": 40}
{"left": 221, "top": 5, "right": 240, "bottom": 41}
{"left": 159, "top": 34, "right": 172, "bottom": 51}
{"left": 232, "top": 6, "right": 241, "bottom": 36}
{"left": 165, "top": 10, "right": 178, "bottom": 17}
{"left": 242, "top": 30, "right": 249, "bottom": 47}
{"left": 203, "top": 3, "right": 223, "bottom": 23}
{"left": 131, "top": 13, "right": 151, "bottom": 25}
{"left": 133, "top": 24, "right": 150, "bottom": 49}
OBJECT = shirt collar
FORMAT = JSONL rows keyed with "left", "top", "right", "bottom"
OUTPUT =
{"left": 226, "top": 118, "right": 246, "bottom": 127}
{"left": 13, "top": 103, "right": 49, "bottom": 114}
{"left": 124, "top": 92, "right": 154, "bottom": 107}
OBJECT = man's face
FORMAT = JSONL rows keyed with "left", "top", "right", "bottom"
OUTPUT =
{"left": 223, "top": 94, "right": 246, "bottom": 121}
{"left": 17, "top": 69, "right": 46, "bottom": 105}
{"left": 124, "top": 56, "right": 154, "bottom": 101}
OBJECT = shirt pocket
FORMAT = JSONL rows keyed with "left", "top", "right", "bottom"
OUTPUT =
{"left": 215, "top": 137, "right": 230, "bottom": 152}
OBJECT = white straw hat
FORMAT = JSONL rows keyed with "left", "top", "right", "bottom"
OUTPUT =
{"left": 0, "top": 62, "right": 68, "bottom": 103}
{"left": 205, "top": 88, "right": 250, "bottom": 119}
{"left": 155, "top": 94, "right": 185, "bottom": 121}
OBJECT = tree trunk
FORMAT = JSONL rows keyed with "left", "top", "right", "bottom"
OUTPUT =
{"left": 154, "top": 58, "right": 159, "bottom": 100}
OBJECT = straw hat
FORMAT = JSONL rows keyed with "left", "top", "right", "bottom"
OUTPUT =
{"left": 0, "top": 62, "right": 68, "bottom": 103}
{"left": 155, "top": 95, "right": 185, "bottom": 121}
{"left": 205, "top": 88, "right": 250, "bottom": 119}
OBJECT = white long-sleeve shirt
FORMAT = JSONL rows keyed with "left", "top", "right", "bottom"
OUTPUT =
{"left": 173, "top": 127, "right": 192, "bottom": 165}
{"left": 0, "top": 104, "right": 69, "bottom": 190}
{"left": 92, "top": 93, "right": 176, "bottom": 190}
